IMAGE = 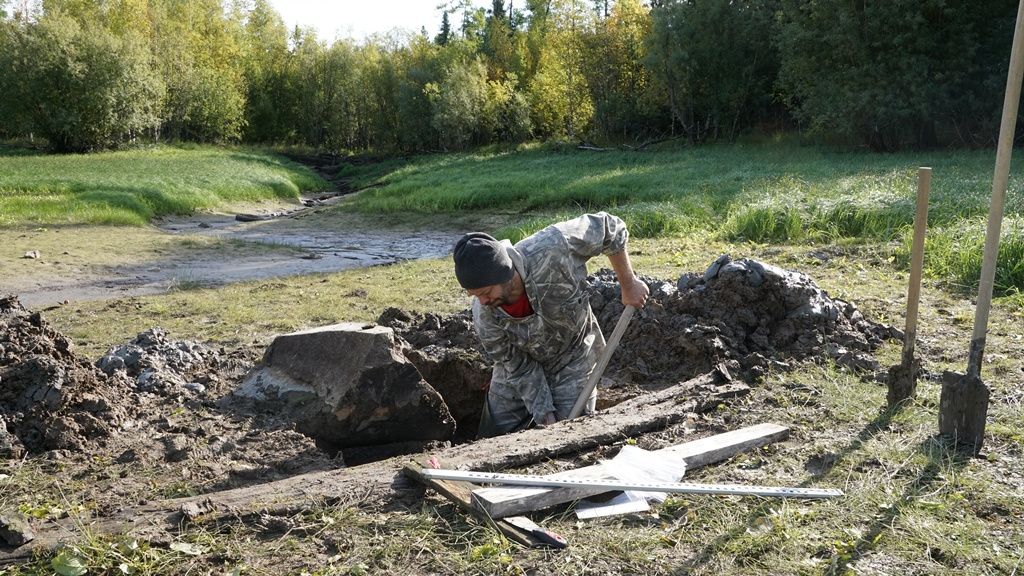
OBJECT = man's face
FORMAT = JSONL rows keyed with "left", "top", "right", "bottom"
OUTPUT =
{"left": 467, "top": 280, "right": 511, "bottom": 308}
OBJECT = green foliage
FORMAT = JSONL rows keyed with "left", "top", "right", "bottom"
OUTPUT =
{"left": 2, "top": 0, "right": 1019, "bottom": 154}
{"left": 238, "top": 0, "right": 295, "bottom": 143}
{"left": 151, "top": 0, "right": 247, "bottom": 143}
{"left": 585, "top": 0, "right": 667, "bottom": 145}
{"left": 430, "top": 58, "right": 489, "bottom": 150}
{"left": 0, "top": 10, "right": 163, "bottom": 152}
{"left": 291, "top": 30, "right": 357, "bottom": 151}
{"left": 776, "top": 0, "right": 1013, "bottom": 151}
{"left": 481, "top": 72, "right": 533, "bottom": 143}
{"left": 397, "top": 35, "right": 444, "bottom": 151}
{"left": 525, "top": 0, "right": 598, "bottom": 141}
{"left": 646, "top": 0, "right": 779, "bottom": 145}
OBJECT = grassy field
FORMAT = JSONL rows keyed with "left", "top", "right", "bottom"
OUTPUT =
{"left": 1, "top": 143, "right": 1022, "bottom": 575}
{"left": 0, "top": 144, "right": 328, "bottom": 226}
{"left": 345, "top": 143, "right": 1024, "bottom": 297}
{"left": 2, "top": 142, "right": 1022, "bottom": 295}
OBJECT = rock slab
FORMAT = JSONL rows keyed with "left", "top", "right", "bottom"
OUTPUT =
{"left": 233, "top": 323, "right": 454, "bottom": 447}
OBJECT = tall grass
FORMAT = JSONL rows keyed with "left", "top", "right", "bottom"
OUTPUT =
{"left": 0, "top": 145, "right": 327, "bottom": 227}
{"left": 898, "top": 216, "right": 1024, "bottom": 295}
{"left": 344, "top": 144, "right": 1023, "bottom": 294}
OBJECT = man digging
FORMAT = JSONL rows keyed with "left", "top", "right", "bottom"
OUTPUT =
{"left": 453, "top": 212, "right": 649, "bottom": 438}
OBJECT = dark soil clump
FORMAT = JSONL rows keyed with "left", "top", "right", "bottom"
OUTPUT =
{"left": 1, "top": 294, "right": 125, "bottom": 457}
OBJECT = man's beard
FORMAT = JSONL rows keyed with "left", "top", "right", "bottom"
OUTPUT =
{"left": 483, "top": 282, "right": 512, "bottom": 307}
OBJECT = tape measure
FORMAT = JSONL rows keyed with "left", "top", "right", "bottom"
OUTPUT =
{"left": 420, "top": 469, "right": 844, "bottom": 499}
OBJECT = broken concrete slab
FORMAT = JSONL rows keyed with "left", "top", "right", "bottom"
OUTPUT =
{"left": 231, "top": 322, "right": 455, "bottom": 447}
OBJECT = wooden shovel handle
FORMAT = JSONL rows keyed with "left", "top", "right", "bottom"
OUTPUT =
{"left": 568, "top": 304, "right": 636, "bottom": 420}
{"left": 968, "top": 0, "right": 1024, "bottom": 378}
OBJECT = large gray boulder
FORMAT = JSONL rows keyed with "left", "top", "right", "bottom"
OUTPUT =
{"left": 233, "top": 323, "right": 454, "bottom": 447}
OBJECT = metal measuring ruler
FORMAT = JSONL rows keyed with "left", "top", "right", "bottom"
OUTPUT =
{"left": 419, "top": 469, "right": 844, "bottom": 499}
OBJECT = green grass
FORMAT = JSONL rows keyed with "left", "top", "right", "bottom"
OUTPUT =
{"left": 341, "top": 144, "right": 1024, "bottom": 295}
{"left": 0, "top": 144, "right": 329, "bottom": 227}
{"left": 349, "top": 145, "right": 1018, "bottom": 229}
{"left": 899, "top": 216, "right": 1024, "bottom": 296}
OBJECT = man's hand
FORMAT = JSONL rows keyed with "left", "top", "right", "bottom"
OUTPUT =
{"left": 621, "top": 276, "right": 649, "bottom": 309}
{"left": 608, "top": 250, "right": 649, "bottom": 309}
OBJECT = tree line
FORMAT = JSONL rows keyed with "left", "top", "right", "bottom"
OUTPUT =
{"left": 0, "top": 0, "right": 1018, "bottom": 154}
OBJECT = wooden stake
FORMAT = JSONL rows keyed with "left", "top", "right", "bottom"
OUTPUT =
{"left": 887, "top": 167, "right": 930, "bottom": 406}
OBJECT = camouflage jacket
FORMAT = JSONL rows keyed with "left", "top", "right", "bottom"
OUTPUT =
{"left": 472, "top": 212, "right": 629, "bottom": 423}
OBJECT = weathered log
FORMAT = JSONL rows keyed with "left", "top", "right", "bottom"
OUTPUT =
{"left": 0, "top": 368, "right": 735, "bottom": 565}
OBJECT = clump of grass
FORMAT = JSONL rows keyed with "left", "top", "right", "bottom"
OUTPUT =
{"left": 720, "top": 171, "right": 918, "bottom": 243}
{"left": 898, "top": 216, "right": 1024, "bottom": 296}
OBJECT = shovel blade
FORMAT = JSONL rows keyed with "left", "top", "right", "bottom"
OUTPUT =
{"left": 938, "top": 370, "right": 990, "bottom": 453}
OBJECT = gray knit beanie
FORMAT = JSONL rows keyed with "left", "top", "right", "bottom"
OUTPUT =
{"left": 453, "top": 233, "right": 514, "bottom": 289}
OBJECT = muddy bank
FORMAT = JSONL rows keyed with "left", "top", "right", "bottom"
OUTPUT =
{"left": 11, "top": 207, "right": 462, "bottom": 308}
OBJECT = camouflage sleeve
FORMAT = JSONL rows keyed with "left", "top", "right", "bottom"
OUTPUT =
{"left": 473, "top": 303, "right": 555, "bottom": 423}
{"left": 551, "top": 212, "right": 629, "bottom": 258}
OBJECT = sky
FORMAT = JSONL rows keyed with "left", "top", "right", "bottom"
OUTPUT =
{"left": 265, "top": 1, "right": 481, "bottom": 41}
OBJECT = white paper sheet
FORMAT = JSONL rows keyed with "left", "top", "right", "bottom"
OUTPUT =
{"left": 574, "top": 445, "right": 688, "bottom": 519}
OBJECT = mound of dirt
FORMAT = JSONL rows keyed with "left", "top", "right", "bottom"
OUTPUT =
{"left": 379, "top": 255, "right": 896, "bottom": 414}
{"left": 591, "top": 254, "right": 896, "bottom": 383}
{"left": 1, "top": 295, "right": 338, "bottom": 488}
{"left": 0, "top": 294, "right": 127, "bottom": 458}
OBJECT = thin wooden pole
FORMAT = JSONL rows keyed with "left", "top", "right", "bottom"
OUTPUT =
{"left": 902, "top": 167, "right": 931, "bottom": 369}
{"left": 886, "top": 168, "right": 931, "bottom": 406}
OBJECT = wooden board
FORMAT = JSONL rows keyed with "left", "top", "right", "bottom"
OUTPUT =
{"left": 403, "top": 457, "right": 557, "bottom": 548}
{"left": 471, "top": 423, "right": 790, "bottom": 518}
